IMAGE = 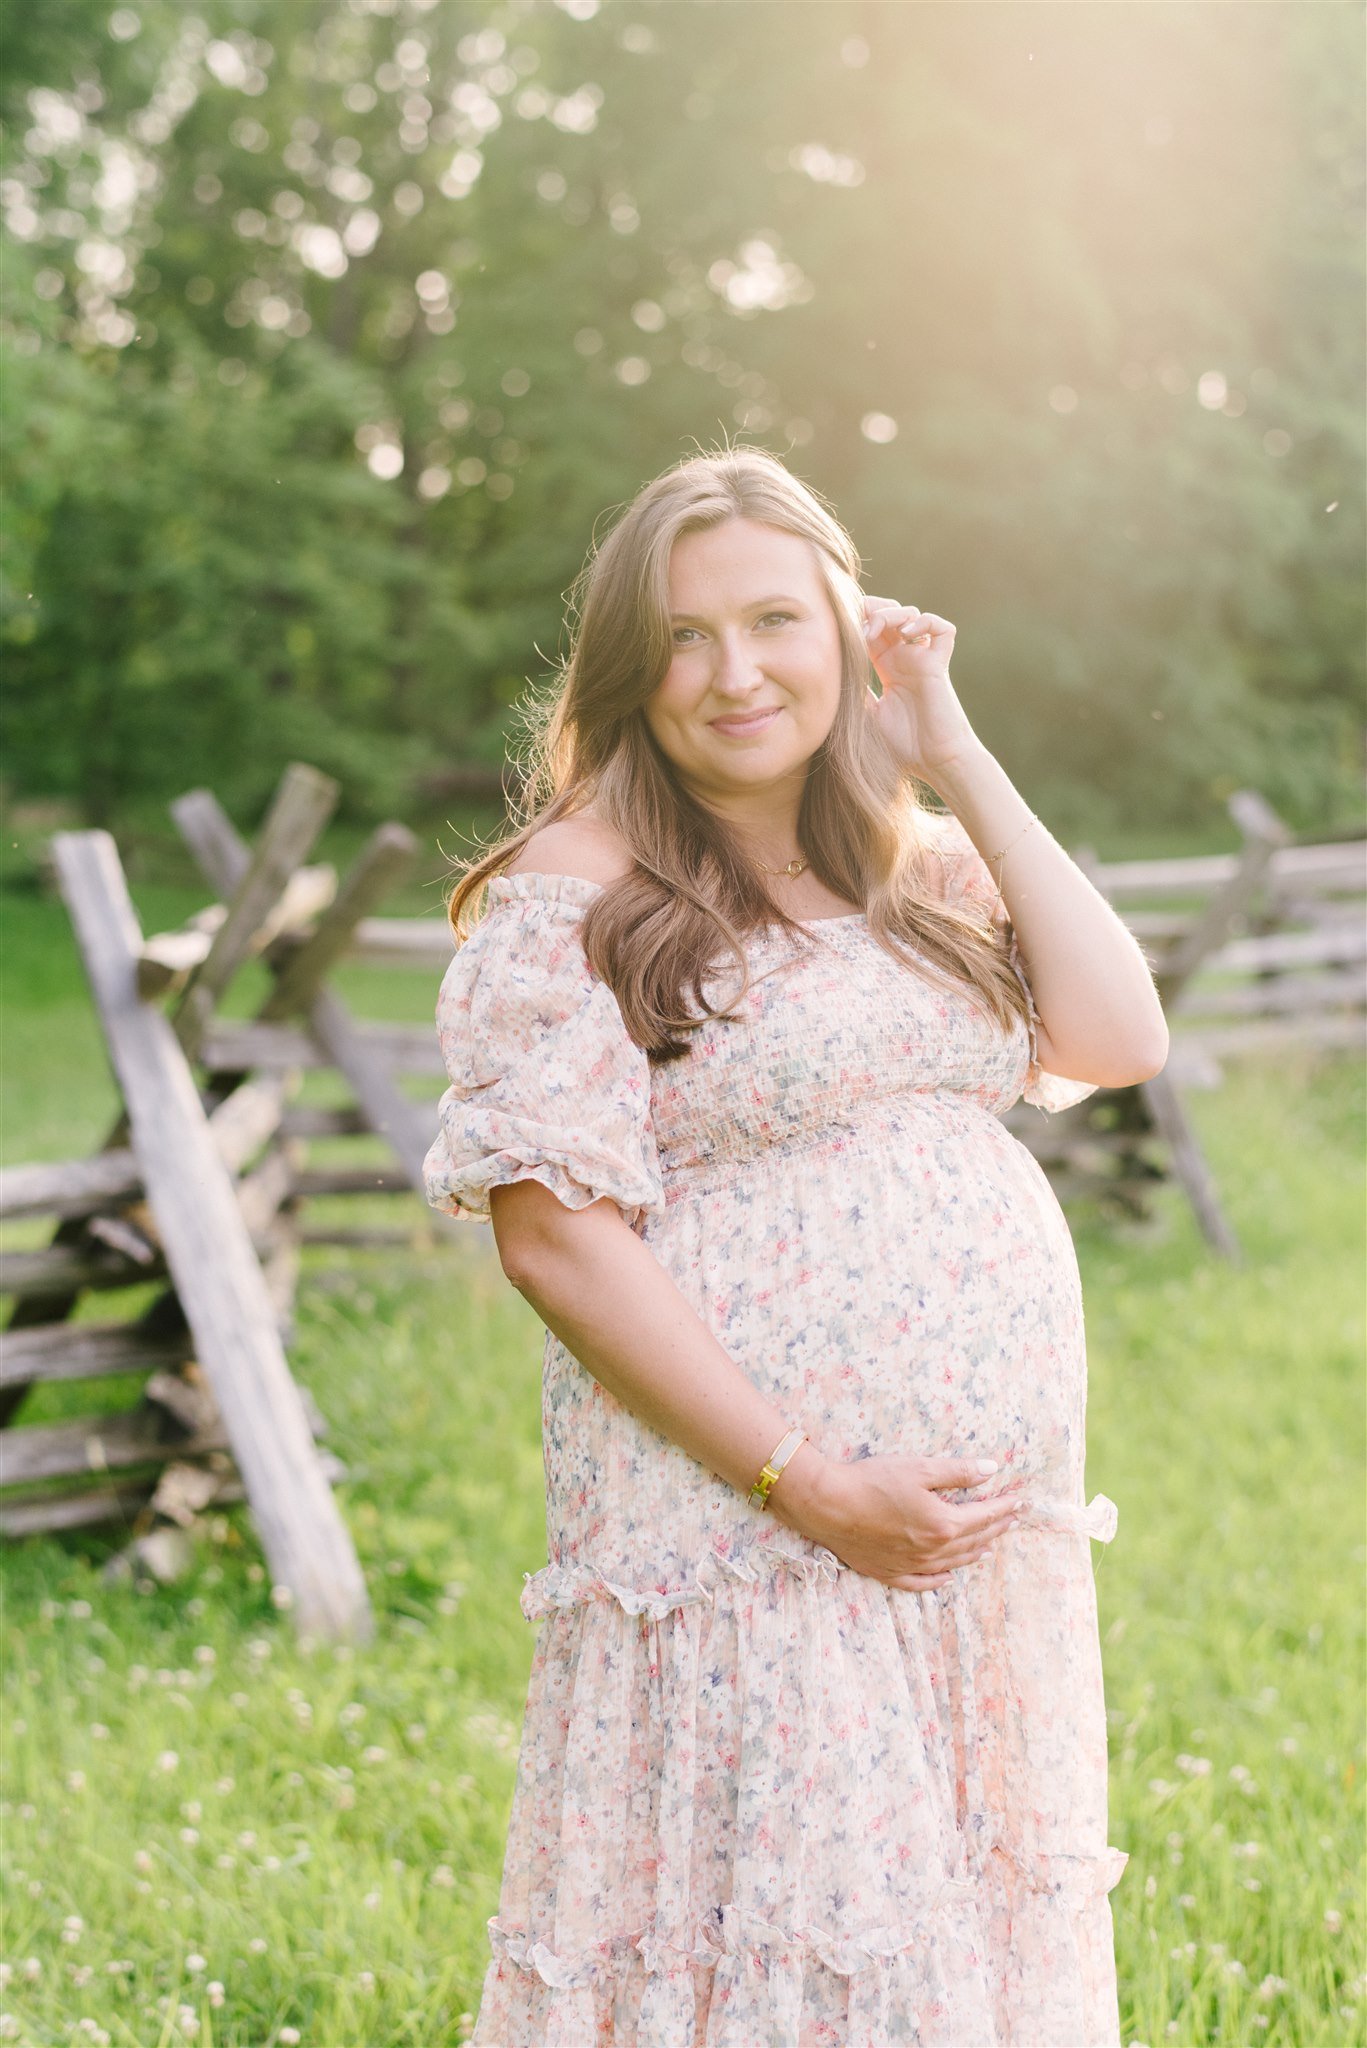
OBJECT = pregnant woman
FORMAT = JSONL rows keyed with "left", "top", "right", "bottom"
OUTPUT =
{"left": 424, "top": 446, "right": 1167, "bottom": 2046}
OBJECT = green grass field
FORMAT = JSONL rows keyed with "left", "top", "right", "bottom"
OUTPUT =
{"left": 1, "top": 880, "right": 1363, "bottom": 2047}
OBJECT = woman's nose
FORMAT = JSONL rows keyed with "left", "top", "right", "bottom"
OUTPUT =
{"left": 712, "top": 629, "right": 765, "bottom": 696}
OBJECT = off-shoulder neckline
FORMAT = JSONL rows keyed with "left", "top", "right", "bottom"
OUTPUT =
{"left": 484, "top": 870, "right": 867, "bottom": 927}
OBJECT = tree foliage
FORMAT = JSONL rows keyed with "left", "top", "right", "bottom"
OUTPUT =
{"left": 2, "top": 0, "right": 1362, "bottom": 832}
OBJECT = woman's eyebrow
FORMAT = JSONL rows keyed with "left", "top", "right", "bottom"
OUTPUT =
{"left": 668, "top": 594, "right": 806, "bottom": 620}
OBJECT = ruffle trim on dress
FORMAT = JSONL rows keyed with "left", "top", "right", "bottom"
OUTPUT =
{"left": 424, "top": 1141, "right": 663, "bottom": 1235}
{"left": 1013, "top": 1490, "right": 1119, "bottom": 1543}
{"left": 474, "top": 1836, "right": 1128, "bottom": 2048}
{"left": 521, "top": 1536, "right": 841, "bottom": 1623}
{"left": 478, "top": 1887, "right": 985, "bottom": 2048}
{"left": 521, "top": 1495, "right": 1117, "bottom": 1623}
{"left": 958, "top": 1809, "right": 1130, "bottom": 1903}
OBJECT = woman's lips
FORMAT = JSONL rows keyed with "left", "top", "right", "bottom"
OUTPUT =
{"left": 709, "top": 707, "right": 782, "bottom": 738}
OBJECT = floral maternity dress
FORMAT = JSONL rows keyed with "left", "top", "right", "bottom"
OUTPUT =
{"left": 423, "top": 814, "right": 1127, "bottom": 2048}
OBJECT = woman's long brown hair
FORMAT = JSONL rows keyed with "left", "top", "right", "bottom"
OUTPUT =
{"left": 443, "top": 444, "right": 1031, "bottom": 1061}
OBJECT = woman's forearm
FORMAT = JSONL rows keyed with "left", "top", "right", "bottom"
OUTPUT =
{"left": 489, "top": 1179, "right": 828, "bottom": 1526}
{"left": 927, "top": 743, "right": 1169, "bottom": 1085}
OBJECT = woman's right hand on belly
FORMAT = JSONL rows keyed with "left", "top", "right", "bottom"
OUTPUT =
{"left": 773, "top": 1449, "right": 1023, "bottom": 1591}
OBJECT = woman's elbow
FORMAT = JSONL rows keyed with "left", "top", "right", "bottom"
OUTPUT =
{"left": 1097, "top": 1018, "right": 1170, "bottom": 1088}
{"left": 1039, "top": 1009, "right": 1170, "bottom": 1091}
{"left": 1122, "top": 1043, "right": 1169, "bottom": 1086}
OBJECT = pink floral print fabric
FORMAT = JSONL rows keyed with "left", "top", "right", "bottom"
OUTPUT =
{"left": 423, "top": 815, "right": 1127, "bottom": 2047}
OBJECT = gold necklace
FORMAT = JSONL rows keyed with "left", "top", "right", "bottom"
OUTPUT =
{"left": 755, "top": 854, "right": 809, "bottom": 878}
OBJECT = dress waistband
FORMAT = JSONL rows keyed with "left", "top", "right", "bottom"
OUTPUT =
{"left": 658, "top": 1088, "right": 1012, "bottom": 1206}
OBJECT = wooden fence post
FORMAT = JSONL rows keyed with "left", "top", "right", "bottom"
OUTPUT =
{"left": 173, "top": 764, "right": 339, "bottom": 1061}
{"left": 174, "top": 794, "right": 447, "bottom": 1201}
{"left": 47, "top": 830, "right": 372, "bottom": 1644}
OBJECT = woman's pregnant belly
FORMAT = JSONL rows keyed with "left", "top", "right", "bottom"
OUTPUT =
{"left": 538, "top": 1095, "right": 1092, "bottom": 1591}
{"left": 662, "top": 1097, "right": 1085, "bottom": 1487}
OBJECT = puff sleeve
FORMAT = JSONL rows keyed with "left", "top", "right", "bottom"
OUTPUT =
{"left": 928, "top": 812, "right": 1098, "bottom": 1115}
{"left": 421, "top": 871, "right": 666, "bottom": 1233}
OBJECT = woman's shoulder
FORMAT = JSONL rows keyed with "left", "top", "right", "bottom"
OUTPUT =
{"left": 503, "top": 809, "right": 634, "bottom": 889}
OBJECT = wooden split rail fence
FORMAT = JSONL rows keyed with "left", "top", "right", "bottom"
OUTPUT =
{"left": 0, "top": 763, "right": 461, "bottom": 1639}
{"left": 2, "top": 773, "right": 1362, "bottom": 1602}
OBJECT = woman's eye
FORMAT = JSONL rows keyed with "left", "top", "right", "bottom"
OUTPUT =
{"left": 672, "top": 614, "right": 793, "bottom": 644}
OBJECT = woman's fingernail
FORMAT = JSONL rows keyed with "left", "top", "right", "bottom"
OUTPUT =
{"left": 976, "top": 1459, "right": 999, "bottom": 1475}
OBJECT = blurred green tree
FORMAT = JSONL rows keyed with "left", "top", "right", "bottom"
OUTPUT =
{"left": 2, "top": 0, "right": 1361, "bottom": 834}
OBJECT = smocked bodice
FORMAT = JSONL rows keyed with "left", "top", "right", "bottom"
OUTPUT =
{"left": 649, "top": 916, "right": 1034, "bottom": 1193}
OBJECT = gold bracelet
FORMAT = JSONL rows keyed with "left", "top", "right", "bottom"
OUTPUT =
{"left": 987, "top": 811, "right": 1038, "bottom": 873}
{"left": 747, "top": 1426, "right": 808, "bottom": 1511}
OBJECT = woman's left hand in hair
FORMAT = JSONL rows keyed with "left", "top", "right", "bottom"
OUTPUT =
{"left": 861, "top": 596, "right": 980, "bottom": 788}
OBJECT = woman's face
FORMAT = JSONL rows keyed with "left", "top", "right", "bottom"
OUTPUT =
{"left": 643, "top": 517, "right": 846, "bottom": 807}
